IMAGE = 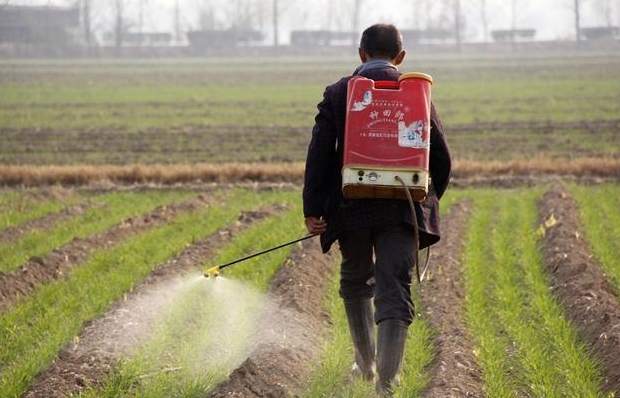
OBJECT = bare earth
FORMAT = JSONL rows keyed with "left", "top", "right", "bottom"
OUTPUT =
{"left": 539, "top": 185, "right": 620, "bottom": 395}
{"left": 3, "top": 182, "right": 619, "bottom": 397}
{"left": 419, "top": 200, "right": 485, "bottom": 398}
{"left": 0, "top": 194, "right": 211, "bottom": 310}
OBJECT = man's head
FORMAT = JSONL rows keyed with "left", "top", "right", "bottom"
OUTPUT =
{"left": 358, "top": 24, "right": 406, "bottom": 65}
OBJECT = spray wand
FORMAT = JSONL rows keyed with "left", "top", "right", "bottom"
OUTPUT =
{"left": 204, "top": 234, "right": 317, "bottom": 278}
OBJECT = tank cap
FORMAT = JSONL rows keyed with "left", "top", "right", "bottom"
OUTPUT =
{"left": 398, "top": 72, "right": 433, "bottom": 84}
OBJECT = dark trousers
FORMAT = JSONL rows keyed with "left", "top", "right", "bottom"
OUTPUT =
{"left": 338, "top": 223, "right": 416, "bottom": 325}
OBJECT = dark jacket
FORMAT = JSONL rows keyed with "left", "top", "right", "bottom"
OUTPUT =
{"left": 303, "top": 63, "right": 452, "bottom": 253}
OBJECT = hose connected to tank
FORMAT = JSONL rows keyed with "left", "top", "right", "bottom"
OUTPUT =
{"left": 204, "top": 234, "right": 316, "bottom": 278}
{"left": 394, "top": 175, "right": 429, "bottom": 283}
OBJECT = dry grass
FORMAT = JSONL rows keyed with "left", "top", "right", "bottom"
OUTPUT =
{"left": 0, "top": 157, "right": 618, "bottom": 187}
{"left": 0, "top": 163, "right": 306, "bottom": 186}
{"left": 454, "top": 156, "right": 620, "bottom": 178}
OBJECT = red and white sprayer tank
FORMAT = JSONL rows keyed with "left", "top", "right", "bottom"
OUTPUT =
{"left": 342, "top": 72, "right": 433, "bottom": 202}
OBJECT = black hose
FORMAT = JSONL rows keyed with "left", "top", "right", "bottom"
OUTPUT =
{"left": 218, "top": 234, "right": 316, "bottom": 270}
{"left": 395, "top": 176, "right": 421, "bottom": 283}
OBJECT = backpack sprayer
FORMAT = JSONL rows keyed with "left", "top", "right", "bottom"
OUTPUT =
{"left": 203, "top": 234, "right": 316, "bottom": 278}
{"left": 342, "top": 72, "right": 434, "bottom": 282}
{"left": 204, "top": 72, "right": 433, "bottom": 281}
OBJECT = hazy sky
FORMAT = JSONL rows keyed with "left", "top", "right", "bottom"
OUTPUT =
{"left": 6, "top": 0, "right": 619, "bottom": 43}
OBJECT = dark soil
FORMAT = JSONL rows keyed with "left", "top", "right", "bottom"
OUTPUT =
{"left": 0, "top": 203, "right": 88, "bottom": 244}
{"left": 2, "top": 119, "right": 618, "bottom": 166}
{"left": 206, "top": 237, "right": 337, "bottom": 398}
{"left": 0, "top": 194, "right": 210, "bottom": 310}
{"left": 539, "top": 184, "right": 620, "bottom": 395}
{"left": 419, "top": 200, "right": 486, "bottom": 398}
{"left": 23, "top": 205, "right": 287, "bottom": 398}
{"left": 0, "top": 185, "right": 84, "bottom": 243}
{"left": 13, "top": 181, "right": 620, "bottom": 398}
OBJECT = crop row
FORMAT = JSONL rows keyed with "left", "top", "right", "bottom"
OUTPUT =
{"left": 0, "top": 187, "right": 304, "bottom": 397}
{"left": 1, "top": 56, "right": 619, "bottom": 166}
{"left": 1, "top": 183, "right": 619, "bottom": 397}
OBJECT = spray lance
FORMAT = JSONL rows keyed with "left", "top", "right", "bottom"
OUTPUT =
{"left": 204, "top": 234, "right": 317, "bottom": 278}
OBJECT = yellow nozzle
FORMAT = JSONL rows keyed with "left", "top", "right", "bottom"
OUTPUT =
{"left": 204, "top": 265, "right": 220, "bottom": 278}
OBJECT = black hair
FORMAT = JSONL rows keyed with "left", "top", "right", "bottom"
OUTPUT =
{"left": 359, "top": 24, "right": 403, "bottom": 59}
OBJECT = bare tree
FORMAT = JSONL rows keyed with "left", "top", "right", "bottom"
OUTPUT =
{"left": 352, "top": 0, "right": 364, "bottom": 45}
{"left": 423, "top": 0, "right": 433, "bottom": 30}
{"left": 480, "top": 0, "right": 488, "bottom": 42}
{"left": 113, "top": 0, "right": 124, "bottom": 54}
{"left": 138, "top": 0, "right": 144, "bottom": 37}
{"left": 83, "top": 0, "right": 92, "bottom": 51}
{"left": 574, "top": 0, "right": 582, "bottom": 41}
{"left": 511, "top": 0, "right": 517, "bottom": 32}
{"left": 454, "top": 0, "right": 461, "bottom": 51}
{"left": 273, "top": 0, "right": 278, "bottom": 46}
{"left": 509, "top": 0, "right": 521, "bottom": 48}
{"left": 272, "top": 0, "right": 295, "bottom": 46}
{"left": 593, "top": 0, "right": 614, "bottom": 27}
{"left": 174, "top": 0, "right": 180, "bottom": 43}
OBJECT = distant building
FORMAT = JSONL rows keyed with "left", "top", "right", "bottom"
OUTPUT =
{"left": 0, "top": 5, "right": 79, "bottom": 55}
{"left": 290, "top": 30, "right": 356, "bottom": 46}
{"left": 401, "top": 29, "right": 453, "bottom": 44}
{"left": 187, "top": 28, "right": 263, "bottom": 55}
{"left": 490, "top": 29, "right": 536, "bottom": 42}
{"left": 581, "top": 27, "right": 620, "bottom": 41}
{"left": 124, "top": 32, "right": 174, "bottom": 47}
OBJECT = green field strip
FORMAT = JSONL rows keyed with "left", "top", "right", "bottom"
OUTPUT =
{"left": 78, "top": 196, "right": 310, "bottom": 398}
{"left": 0, "top": 101, "right": 315, "bottom": 131}
{"left": 3, "top": 83, "right": 618, "bottom": 131}
{"left": 447, "top": 126, "right": 620, "bottom": 162}
{"left": 0, "top": 56, "right": 620, "bottom": 164}
{"left": 0, "top": 190, "right": 195, "bottom": 273}
{"left": 300, "top": 271, "right": 376, "bottom": 398}
{"left": 463, "top": 193, "right": 518, "bottom": 398}
{"left": 0, "top": 126, "right": 313, "bottom": 165}
{"left": 396, "top": 297, "right": 435, "bottom": 398}
{"left": 463, "top": 189, "right": 604, "bottom": 398}
{"left": 434, "top": 78, "right": 620, "bottom": 126}
{"left": 81, "top": 278, "right": 260, "bottom": 398}
{"left": 0, "top": 190, "right": 27, "bottom": 212}
{"left": 0, "top": 188, "right": 287, "bottom": 398}
{"left": 300, "top": 266, "right": 434, "bottom": 398}
{"left": 211, "top": 200, "right": 305, "bottom": 289}
{"left": 0, "top": 83, "right": 320, "bottom": 130}
{"left": 570, "top": 183, "right": 620, "bottom": 295}
{"left": 299, "top": 195, "right": 458, "bottom": 398}
{"left": 0, "top": 193, "right": 76, "bottom": 233}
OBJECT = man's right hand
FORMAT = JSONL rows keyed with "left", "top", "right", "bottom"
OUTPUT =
{"left": 304, "top": 216, "right": 327, "bottom": 235}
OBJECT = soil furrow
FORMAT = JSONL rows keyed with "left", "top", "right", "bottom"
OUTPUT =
{"left": 418, "top": 200, "right": 485, "bottom": 398}
{"left": 539, "top": 185, "right": 620, "bottom": 395}
{"left": 0, "top": 194, "right": 210, "bottom": 310}
{"left": 447, "top": 118, "right": 620, "bottom": 134}
{"left": 2, "top": 119, "right": 618, "bottom": 137}
{"left": 206, "top": 236, "right": 337, "bottom": 398}
{"left": 0, "top": 203, "right": 89, "bottom": 244}
{"left": 23, "top": 204, "right": 285, "bottom": 398}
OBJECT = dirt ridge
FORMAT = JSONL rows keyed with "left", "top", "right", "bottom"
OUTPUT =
{"left": 419, "top": 200, "right": 485, "bottom": 398}
{"left": 206, "top": 236, "right": 337, "bottom": 398}
{"left": 23, "top": 205, "right": 285, "bottom": 398}
{"left": 0, "top": 194, "right": 210, "bottom": 310}
{"left": 539, "top": 184, "right": 620, "bottom": 395}
{"left": 0, "top": 203, "right": 88, "bottom": 244}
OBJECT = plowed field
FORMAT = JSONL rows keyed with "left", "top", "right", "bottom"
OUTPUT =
{"left": 1, "top": 182, "right": 619, "bottom": 398}
{"left": 1, "top": 55, "right": 619, "bottom": 397}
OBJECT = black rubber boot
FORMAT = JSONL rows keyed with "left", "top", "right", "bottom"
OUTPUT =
{"left": 375, "top": 319, "right": 408, "bottom": 396}
{"left": 344, "top": 298, "right": 376, "bottom": 381}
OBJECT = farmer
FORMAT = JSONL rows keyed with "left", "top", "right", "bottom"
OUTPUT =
{"left": 302, "top": 23, "right": 451, "bottom": 396}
